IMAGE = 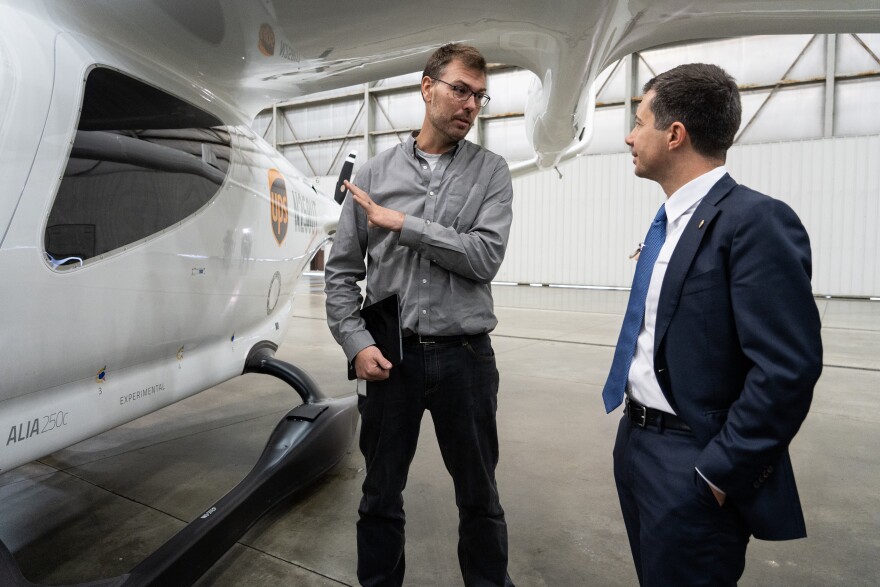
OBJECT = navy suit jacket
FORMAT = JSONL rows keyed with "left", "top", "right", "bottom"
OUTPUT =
{"left": 653, "top": 173, "right": 823, "bottom": 541}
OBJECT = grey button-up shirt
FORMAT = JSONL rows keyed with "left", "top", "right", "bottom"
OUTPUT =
{"left": 324, "top": 133, "right": 514, "bottom": 362}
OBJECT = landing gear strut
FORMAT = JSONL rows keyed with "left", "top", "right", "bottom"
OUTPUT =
{"left": 0, "top": 343, "right": 358, "bottom": 587}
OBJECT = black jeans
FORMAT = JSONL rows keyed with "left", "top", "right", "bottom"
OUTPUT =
{"left": 356, "top": 334, "right": 513, "bottom": 587}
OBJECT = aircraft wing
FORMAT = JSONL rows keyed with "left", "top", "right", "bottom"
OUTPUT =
{"left": 26, "top": 0, "right": 880, "bottom": 167}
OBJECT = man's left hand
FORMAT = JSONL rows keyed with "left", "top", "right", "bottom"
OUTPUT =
{"left": 345, "top": 180, "right": 405, "bottom": 232}
{"left": 710, "top": 485, "right": 727, "bottom": 507}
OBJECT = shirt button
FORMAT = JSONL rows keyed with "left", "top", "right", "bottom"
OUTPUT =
{"left": 429, "top": 191, "right": 434, "bottom": 195}
{"left": 422, "top": 310, "right": 427, "bottom": 315}
{"left": 422, "top": 279, "right": 427, "bottom": 284}
{"left": 422, "top": 165, "right": 428, "bottom": 169}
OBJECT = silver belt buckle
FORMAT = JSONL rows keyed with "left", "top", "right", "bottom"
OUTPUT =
{"left": 418, "top": 334, "right": 435, "bottom": 345}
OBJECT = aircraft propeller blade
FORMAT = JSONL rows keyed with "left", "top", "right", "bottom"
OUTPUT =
{"left": 333, "top": 151, "right": 357, "bottom": 204}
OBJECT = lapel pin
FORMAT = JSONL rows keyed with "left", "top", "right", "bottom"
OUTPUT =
{"left": 698, "top": 219, "right": 705, "bottom": 229}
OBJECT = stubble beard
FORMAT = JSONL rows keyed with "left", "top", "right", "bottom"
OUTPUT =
{"left": 430, "top": 105, "right": 471, "bottom": 145}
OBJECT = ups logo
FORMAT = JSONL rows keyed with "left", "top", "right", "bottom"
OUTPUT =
{"left": 268, "top": 169, "right": 288, "bottom": 246}
{"left": 258, "top": 23, "right": 275, "bottom": 57}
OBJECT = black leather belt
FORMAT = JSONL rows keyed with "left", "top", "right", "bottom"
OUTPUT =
{"left": 625, "top": 396, "right": 692, "bottom": 433}
{"left": 401, "top": 333, "right": 484, "bottom": 345}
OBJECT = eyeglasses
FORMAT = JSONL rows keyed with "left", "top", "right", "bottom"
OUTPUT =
{"left": 430, "top": 78, "right": 491, "bottom": 107}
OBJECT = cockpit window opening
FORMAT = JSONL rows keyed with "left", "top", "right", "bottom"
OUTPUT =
{"left": 44, "top": 67, "right": 232, "bottom": 269}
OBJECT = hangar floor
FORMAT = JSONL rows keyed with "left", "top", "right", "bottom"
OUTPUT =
{"left": 1, "top": 274, "right": 879, "bottom": 587}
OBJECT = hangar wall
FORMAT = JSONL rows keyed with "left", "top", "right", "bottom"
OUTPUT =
{"left": 260, "top": 34, "right": 880, "bottom": 298}
{"left": 500, "top": 135, "right": 880, "bottom": 297}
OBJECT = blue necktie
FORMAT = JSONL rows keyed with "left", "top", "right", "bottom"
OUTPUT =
{"left": 602, "top": 204, "right": 667, "bottom": 413}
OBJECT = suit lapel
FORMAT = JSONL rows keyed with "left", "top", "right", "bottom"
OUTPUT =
{"left": 654, "top": 174, "right": 737, "bottom": 356}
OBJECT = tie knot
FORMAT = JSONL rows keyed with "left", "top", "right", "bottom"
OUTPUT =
{"left": 653, "top": 204, "right": 667, "bottom": 225}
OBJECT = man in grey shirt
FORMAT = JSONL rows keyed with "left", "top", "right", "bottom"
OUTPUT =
{"left": 324, "top": 43, "right": 514, "bottom": 587}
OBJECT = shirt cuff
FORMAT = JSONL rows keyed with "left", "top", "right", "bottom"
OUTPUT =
{"left": 399, "top": 214, "right": 427, "bottom": 248}
{"left": 342, "top": 329, "right": 377, "bottom": 364}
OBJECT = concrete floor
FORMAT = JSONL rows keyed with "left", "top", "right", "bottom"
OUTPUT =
{"left": 1, "top": 275, "right": 879, "bottom": 586}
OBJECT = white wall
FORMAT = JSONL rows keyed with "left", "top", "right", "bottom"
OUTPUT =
{"left": 278, "top": 34, "right": 880, "bottom": 297}
{"left": 499, "top": 135, "right": 880, "bottom": 297}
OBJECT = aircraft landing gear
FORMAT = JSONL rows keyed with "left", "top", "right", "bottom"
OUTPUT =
{"left": 0, "top": 342, "right": 358, "bottom": 587}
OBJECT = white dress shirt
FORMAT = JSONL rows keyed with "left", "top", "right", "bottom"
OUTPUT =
{"left": 628, "top": 166, "right": 728, "bottom": 414}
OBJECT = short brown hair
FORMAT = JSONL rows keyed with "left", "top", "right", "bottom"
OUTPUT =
{"left": 423, "top": 43, "right": 487, "bottom": 79}
{"left": 644, "top": 63, "right": 741, "bottom": 160}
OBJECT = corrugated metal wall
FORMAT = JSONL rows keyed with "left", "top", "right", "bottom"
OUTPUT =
{"left": 499, "top": 135, "right": 880, "bottom": 297}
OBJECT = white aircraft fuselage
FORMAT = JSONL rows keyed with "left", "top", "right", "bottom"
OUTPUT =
{"left": 0, "top": 4, "right": 340, "bottom": 473}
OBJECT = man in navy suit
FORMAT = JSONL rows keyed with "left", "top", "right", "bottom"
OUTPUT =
{"left": 603, "top": 63, "right": 823, "bottom": 586}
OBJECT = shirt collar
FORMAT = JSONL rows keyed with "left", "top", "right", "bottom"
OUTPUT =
{"left": 665, "top": 166, "right": 728, "bottom": 224}
{"left": 407, "top": 131, "right": 464, "bottom": 158}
